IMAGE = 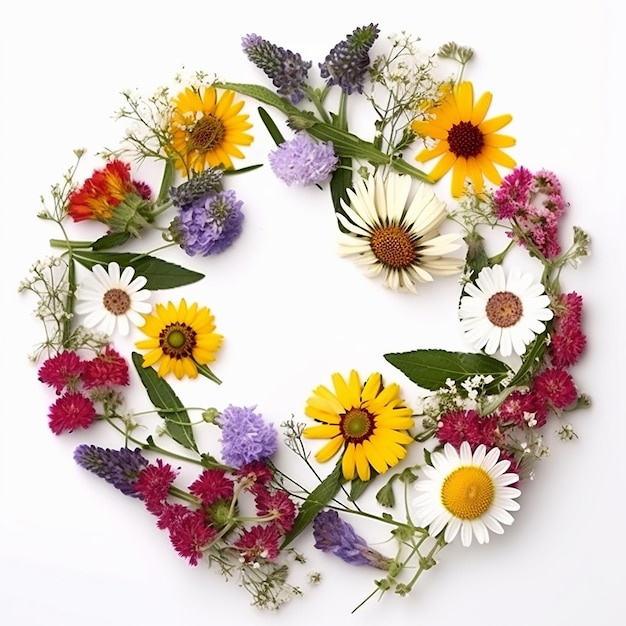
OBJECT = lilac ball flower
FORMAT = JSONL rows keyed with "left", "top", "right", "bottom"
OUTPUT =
{"left": 74, "top": 444, "right": 149, "bottom": 497}
{"left": 268, "top": 133, "right": 339, "bottom": 186}
{"left": 217, "top": 405, "right": 278, "bottom": 468}
{"left": 313, "top": 509, "right": 393, "bottom": 570}
{"left": 170, "top": 189, "right": 244, "bottom": 256}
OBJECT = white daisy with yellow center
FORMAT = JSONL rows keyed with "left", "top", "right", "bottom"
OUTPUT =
{"left": 413, "top": 442, "right": 521, "bottom": 547}
{"left": 337, "top": 170, "right": 464, "bottom": 293}
{"left": 459, "top": 264, "right": 553, "bottom": 357}
{"left": 75, "top": 262, "right": 152, "bottom": 336}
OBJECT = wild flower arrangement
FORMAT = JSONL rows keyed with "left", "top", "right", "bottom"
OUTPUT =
{"left": 20, "top": 23, "right": 590, "bottom": 612}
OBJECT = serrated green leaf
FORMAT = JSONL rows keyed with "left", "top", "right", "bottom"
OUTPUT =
{"left": 384, "top": 349, "right": 512, "bottom": 394}
{"left": 91, "top": 232, "right": 132, "bottom": 251}
{"left": 131, "top": 352, "right": 198, "bottom": 452}
{"left": 281, "top": 461, "right": 345, "bottom": 548}
{"left": 72, "top": 251, "right": 204, "bottom": 290}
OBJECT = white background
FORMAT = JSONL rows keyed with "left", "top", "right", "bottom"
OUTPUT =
{"left": 2, "top": 1, "right": 624, "bottom": 624}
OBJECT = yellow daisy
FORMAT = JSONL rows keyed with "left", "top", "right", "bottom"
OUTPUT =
{"left": 169, "top": 86, "right": 254, "bottom": 175}
{"left": 303, "top": 370, "right": 415, "bottom": 482}
{"left": 135, "top": 299, "right": 223, "bottom": 381}
{"left": 412, "top": 81, "right": 516, "bottom": 198}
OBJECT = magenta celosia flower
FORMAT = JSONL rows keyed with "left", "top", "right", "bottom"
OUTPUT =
{"left": 38, "top": 350, "right": 85, "bottom": 395}
{"left": 47, "top": 391, "right": 97, "bottom": 434}
{"left": 82, "top": 346, "right": 130, "bottom": 389}
{"left": 166, "top": 508, "right": 216, "bottom": 566}
{"left": 498, "top": 390, "right": 547, "bottom": 428}
{"left": 549, "top": 291, "right": 587, "bottom": 368}
{"left": 436, "top": 409, "right": 498, "bottom": 449}
{"left": 253, "top": 486, "right": 297, "bottom": 532}
{"left": 532, "top": 368, "right": 578, "bottom": 409}
{"left": 188, "top": 469, "right": 234, "bottom": 506}
{"left": 134, "top": 459, "right": 179, "bottom": 516}
{"left": 234, "top": 524, "right": 282, "bottom": 563}
{"left": 236, "top": 460, "right": 274, "bottom": 487}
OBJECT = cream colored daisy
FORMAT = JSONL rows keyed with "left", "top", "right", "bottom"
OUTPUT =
{"left": 459, "top": 264, "right": 553, "bottom": 357}
{"left": 413, "top": 442, "right": 521, "bottom": 547}
{"left": 74, "top": 262, "right": 152, "bottom": 336}
{"left": 337, "top": 170, "right": 464, "bottom": 293}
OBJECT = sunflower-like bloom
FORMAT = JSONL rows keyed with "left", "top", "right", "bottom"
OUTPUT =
{"left": 169, "top": 86, "right": 253, "bottom": 176}
{"left": 135, "top": 299, "right": 223, "bottom": 380}
{"left": 412, "top": 82, "right": 516, "bottom": 197}
{"left": 337, "top": 171, "right": 464, "bottom": 293}
{"left": 303, "top": 370, "right": 414, "bottom": 482}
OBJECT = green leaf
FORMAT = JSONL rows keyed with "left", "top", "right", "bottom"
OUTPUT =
{"left": 91, "top": 232, "right": 131, "bottom": 251}
{"left": 258, "top": 106, "right": 286, "bottom": 145}
{"left": 156, "top": 159, "right": 175, "bottom": 205}
{"left": 349, "top": 474, "right": 372, "bottom": 502}
{"left": 72, "top": 251, "right": 204, "bottom": 290}
{"left": 384, "top": 349, "right": 512, "bottom": 394}
{"left": 131, "top": 352, "right": 198, "bottom": 452}
{"left": 281, "top": 461, "right": 345, "bottom": 548}
{"left": 330, "top": 157, "right": 353, "bottom": 217}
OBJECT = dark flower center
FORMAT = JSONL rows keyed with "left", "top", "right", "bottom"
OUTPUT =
{"left": 189, "top": 115, "right": 225, "bottom": 153}
{"left": 159, "top": 323, "right": 197, "bottom": 359}
{"left": 370, "top": 226, "right": 417, "bottom": 269}
{"left": 341, "top": 408, "right": 375, "bottom": 443}
{"left": 447, "top": 121, "right": 484, "bottom": 158}
{"left": 102, "top": 288, "right": 131, "bottom": 315}
{"left": 486, "top": 291, "right": 523, "bottom": 328}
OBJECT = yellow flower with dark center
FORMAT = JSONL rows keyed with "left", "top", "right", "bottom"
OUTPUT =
{"left": 169, "top": 86, "right": 253, "bottom": 176}
{"left": 135, "top": 299, "right": 223, "bottom": 380}
{"left": 412, "top": 81, "right": 516, "bottom": 197}
{"left": 303, "top": 370, "right": 414, "bottom": 482}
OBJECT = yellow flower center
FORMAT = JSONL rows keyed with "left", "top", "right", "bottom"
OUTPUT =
{"left": 370, "top": 226, "right": 417, "bottom": 269}
{"left": 486, "top": 291, "right": 523, "bottom": 328}
{"left": 447, "top": 121, "right": 484, "bottom": 158}
{"left": 102, "top": 288, "right": 131, "bottom": 316}
{"left": 441, "top": 466, "right": 495, "bottom": 520}
{"left": 189, "top": 115, "right": 225, "bottom": 153}
{"left": 160, "top": 323, "right": 197, "bottom": 359}
{"left": 341, "top": 408, "right": 375, "bottom": 443}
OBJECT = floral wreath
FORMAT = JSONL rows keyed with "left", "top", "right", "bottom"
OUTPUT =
{"left": 20, "top": 24, "right": 590, "bottom": 612}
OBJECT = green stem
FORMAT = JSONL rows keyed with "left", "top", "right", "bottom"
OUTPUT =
{"left": 196, "top": 362, "right": 222, "bottom": 385}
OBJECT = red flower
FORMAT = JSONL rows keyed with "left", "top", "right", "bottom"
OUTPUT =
{"left": 188, "top": 469, "right": 234, "bottom": 506}
{"left": 236, "top": 460, "right": 274, "bottom": 487}
{"left": 166, "top": 508, "right": 216, "bottom": 566}
{"left": 549, "top": 292, "right": 586, "bottom": 368}
{"left": 498, "top": 390, "right": 548, "bottom": 428}
{"left": 82, "top": 346, "right": 130, "bottom": 389}
{"left": 532, "top": 368, "right": 578, "bottom": 409}
{"left": 437, "top": 409, "right": 498, "bottom": 449}
{"left": 38, "top": 351, "right": 85, "bottom": 394}
{"left": 234, "top": 524, "right": 281, "bottom": 563}
{"left": 254, "top": 486, "right": 297, "bottom": 532}
{"left": 47, "top": 391, "right": 97, "bottom": 434}
{"left": 134, "top": 459, "right": 179, "bottom": 515}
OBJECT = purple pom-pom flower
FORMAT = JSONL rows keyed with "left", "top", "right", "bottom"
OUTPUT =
{"left": 217, "top": 405, "right": 278, "bottom": 468}
{"left": 268, "top": 133, "right": 339, "bottom": 186}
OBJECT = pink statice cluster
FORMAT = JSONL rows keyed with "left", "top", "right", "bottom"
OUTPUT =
{"left": 38, "top": 345, "right": 130, "bottom": 434}
{"left": 493, "top": 166, "right": 567, "bottom": 259}
{"left": 134, "top": 459, "right": 297, "bottom": 567}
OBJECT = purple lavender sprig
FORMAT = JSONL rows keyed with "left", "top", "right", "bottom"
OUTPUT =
{"left": 242, "top": 34, "right": 312, "bottom": 104}
{"left": 74, "top": 444, "right": 149, "bottom": 497}
{"left": 319, "top": 23, "right": 380, "bottom": 94}
{"left": 313, "top": 509, "right": 393, "bottom": 570}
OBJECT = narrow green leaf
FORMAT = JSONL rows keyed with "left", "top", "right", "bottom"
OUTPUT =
{"left": 258, "top": 106, "right": 286, "bottom": 146}
{"left": 330, "top": 157, "right": 353, "bottom": 217}
{"left": 507, "top": 330, "right": 549, "bottom": 388}
{"left": 131, "top": 352, "right": 198, "bottom": 452}
{"left": 156, "top": 159, "right": 175, "bottom": 205}
{"left": 384, "top": 349, "right": 512, "bottom": 394}
{"left": 72, "top": 251, "right": 204, "bottom": 290}
{"left": 349, "top": 474, "right": 373, "bottom": 502}
{"left": 91, "top": 232, "right": 131, "bottom": 251}
{"left": 281, "top": 461, "right": 344, "bottom": 548}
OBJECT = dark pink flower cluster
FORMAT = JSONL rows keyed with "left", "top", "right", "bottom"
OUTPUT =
{"left": 549, "top": 291, "right": 587, "bottom": 368}
{"left": 38, "top": 346, "right": 130, "bottom": 435}
{"left": 134, "top": 460, "right": 297, "bottom": 567}
{"left": 494, "top": 166, "right": 567, "bottom": 259}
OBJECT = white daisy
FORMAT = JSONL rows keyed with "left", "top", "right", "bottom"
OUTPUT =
{"left": 75, "top": 262, "right": 152, "bottom": 336}
{"left": 459, "top": 264, "right": 553, "bottom": 357}
{"left": 337, "top": 170, "right": 464, "bottom": 293}
{"left": 414, "top": 442, "right": 521, "bottom": 547}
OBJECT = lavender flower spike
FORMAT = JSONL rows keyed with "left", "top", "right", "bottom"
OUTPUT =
{"left": 169, "top": 189, "right": 244, "bottom": 256}
{"left": 74, "top": 444, "right": 149, "bottom": 497}
{"left": 242, "top": 34, "right": 312, "bottom": 104}
{"left": 169, "top": 167, "right": 224, "bottom": 207}
{"left": 319, "top": 23, "right": 380, "bottom": 94}
{"left": 217, "top": 405, "right": 278, "bottom": 468}
{"left": 313, "top": 509, "right": 393, "bottom": 570}
{"left": 269, "top": 133, "right": 339, "bottom": 186}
